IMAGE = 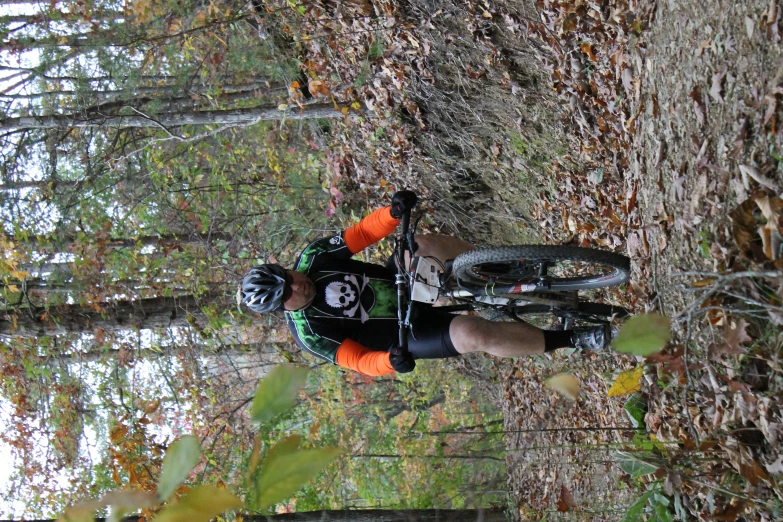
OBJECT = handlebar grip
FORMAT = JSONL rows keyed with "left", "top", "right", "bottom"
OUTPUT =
{"left": 400, "top": 210, "right": 411, "bottom": 236}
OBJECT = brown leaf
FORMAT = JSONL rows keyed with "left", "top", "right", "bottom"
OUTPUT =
{"left": 556, "top": 485, "right": 576, "bottom": 512}
{"left": 726, "top": 443, "right": 770, "bottom": 485}
{"left": 709, "top": 69, "right": 726, "bottom": 103}
{"left": 580, "top": 42, "right": 597, "bottom": 62}
{"left": 308, "top": 80, "right": 330, "bottom": 97}
{"left": 622, "top": 67, "right": 634, "bottom": 95}
{"left": 767, "top": 0, "right": 779, "bottom": 38}
{"left": 731, "top": 117, "right": 748, "bottom": 157}
{"left": 758, "top": 222, "right": 782, "bottom": 259}
{"left": 712, "top": 319, "right": 752, "bottom": 358}
{"left": 690, "top": 86, "right": 705, "bottom": 126}
{"left": 646, "top": 344, "right": 685, "bottom": 364}
{"left": 740, "top": 164, "right": 781, "bottom": 192}
{"left": 764, "top": 95, "right": 778, "bottom": 125}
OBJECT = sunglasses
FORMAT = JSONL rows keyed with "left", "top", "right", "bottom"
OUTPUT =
{"left": 281, "top": 272, "right": 294, "bottom": 303}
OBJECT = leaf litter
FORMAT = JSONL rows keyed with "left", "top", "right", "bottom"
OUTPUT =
{"left": 269, "top": 0, "right": 783, "bottom": 519}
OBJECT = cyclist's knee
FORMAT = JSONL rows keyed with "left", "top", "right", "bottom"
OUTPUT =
{"left": 415, "top": 235, "right": 475, "bottom": 265}
{"left": 449, "top": 315, "right": 490, "bottom": 354}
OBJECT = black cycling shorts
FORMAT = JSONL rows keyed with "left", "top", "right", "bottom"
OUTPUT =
{"left": 384, "top": 255, "right": 459, "bottom": 359}
{"left": 406, "top": 306, "right": 460, "bottom": 359}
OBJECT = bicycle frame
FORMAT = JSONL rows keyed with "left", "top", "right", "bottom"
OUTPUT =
{"left": 393, "top": 208, "right": 582, "bottom": 352}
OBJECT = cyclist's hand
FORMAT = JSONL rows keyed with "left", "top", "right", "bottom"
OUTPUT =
{"left": 389, "top": 346, "right": 416, "bottom": 373}
{"left": 390, "top": 190, "right": 418, "bottom": 219}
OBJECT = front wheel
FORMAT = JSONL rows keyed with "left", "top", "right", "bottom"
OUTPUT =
{"left": 453, "top": 245, "right": 630, "bottom": 293}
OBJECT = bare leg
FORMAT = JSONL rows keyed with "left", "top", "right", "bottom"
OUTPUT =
{"left": 449, "top": 315, "right": 545, "bottom": 357}
{"left": 409, "top": 236, "right": 546, "bottom": 356}
{"left": 406, "top": 234, "right": 475, "bottom": 269}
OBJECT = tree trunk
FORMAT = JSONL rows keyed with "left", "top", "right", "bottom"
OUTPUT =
{"left": 17, "top": 232, "right": 232, "bottom": 251}
{"left": 0, "top": 509, "right": 507, "bottom": 522}
{"left": 0, "top": 82, "right": 285, "bottom": 103}
{"left": 0, "top": 294, "right": 221, "bottom": 337}
{"left": 40, "top": 342, "right": 284, "bottom": 364}
{"left": 0, "top": 104, "right": 357, "bottom": 131}
{"left": 0, "top": 12, "right": 124, "bottom": 25}
{"left": 0, "top": 179, "right": 72, "bottom": 191}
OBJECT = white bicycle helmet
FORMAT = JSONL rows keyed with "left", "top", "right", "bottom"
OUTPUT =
{"left": 239, "top": 264, "right": 289, "bottom": 313}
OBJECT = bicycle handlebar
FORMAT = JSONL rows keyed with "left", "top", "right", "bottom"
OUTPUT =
{"left": 395, "top": 207, "right": 414, "bottom": 354}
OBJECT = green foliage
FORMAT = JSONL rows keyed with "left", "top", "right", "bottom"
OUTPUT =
{"left": 623, "top": 393, "right": 647, "bottom": 428}
{"left": 154, "top": 486, "right": 243, "bottom": 522}
{"left": 253, "top": 445, "right": 342, "bottom": 510}
{"left": 251, "top": 365, "right": 310, "bottom": 424}
{"left": 57, "top": 362, "right": 337, "bottom": 520}
{"left": 614, "top": 452, "right": 659, "bottom": 479}
{"left": 369, "top": 34, "right": 385, "bottom": 59}
{"left": 157, "top": 436, "right": 202, "bottom": 502}
{"left": 621, "top": 486, "right": 676, "bottom": 522}
{"left": 272, "top": 360, "right": 508, "bottom": 511}
{"left": 612, "top": 313, "right": 671, "bottom": 356}
{"left": 621, "top": 489, "right": 654, "bottom": 522}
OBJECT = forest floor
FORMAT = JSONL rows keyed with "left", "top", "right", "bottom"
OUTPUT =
{"left": 297, "top": 0, "right": 783, "bottom": 519}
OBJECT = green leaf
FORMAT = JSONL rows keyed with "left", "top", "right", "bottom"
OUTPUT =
{"left": 614, "top": 451, "right": 659, "bottom": 479}
{"left": 254, "top": 447, "right": 341, "bottom": 510}
{"left": 631, "top": 432, "right": 655, "bottom": 452}
{"left": 251, "top": 365, "right": 309, "bottom": 424}
{"left": 612, "top": 313, "right": 671, "bottom": 356}
{"left": 158, "top": 435, "right": 202, "bottom": 502}
{"left": 102, "top": 491, "right": 157, "bottom": 522}
{"left": 154, "top": 485, "right": 242, "bottom": 522}
{"left": 648, "top": 492, "right": 673, "bottom": 522}
{"left": 267, "top": 434, "right": 302, "bottom": 461}
{"left": 620, "top": 490, "right": 654, "bottom": 522}
{"left": 673, "top": 493, "right": 687, "bottom": 521}
{"left": 623, "top": 393, "right": 647, "bottom": 428}
{"left": 57, "top": 500, "right": 105, "bottom": 522}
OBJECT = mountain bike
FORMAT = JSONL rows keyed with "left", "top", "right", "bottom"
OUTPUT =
{"left": 392, "top": 206, "right": 631, "bottom": 351}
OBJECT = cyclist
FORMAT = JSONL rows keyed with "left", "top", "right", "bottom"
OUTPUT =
{"left": 238, "top": 191, "right": 610, "bottom": 376}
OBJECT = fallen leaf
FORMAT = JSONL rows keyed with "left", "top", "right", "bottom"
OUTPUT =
{"left": 622, "top": 67, "right": 634, "bottom": 95}
{"left": 556, "top": 485, "right": 576, "bottom": 512}
{"left": 607, "top": 367, "right": 644, "bottom": 397}
{"left": 726, "top": 443, "right": 770, "bottom": 486}
{"left": 690, "top": 86, "right": 705, "bottom": 126}
{"left": 709, "top": 69, "right": 726, "bottom": 103}
{"left": 767, "top": 0, "right": 779, "bottom": 40}
{"left": 764, "top": 95, "right": 777, "bottom": 125}
{"left": 580, "top": 42, "right": 597, "bottom": 62}
{"left": 731, "top": 117, "right": 748, "bottom": 157}
{"left": 765, "top": 455, "right": 783, "bottom": 474}
{"left": 740, "top": 164, "right": 781, "bottom": 192}
{"left": 545, "top": 373, "right": 580, "bottom": 401}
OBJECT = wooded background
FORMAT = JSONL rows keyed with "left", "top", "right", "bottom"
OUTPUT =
{"left": 0, "top": 0, "right": 509, "bottom": 517}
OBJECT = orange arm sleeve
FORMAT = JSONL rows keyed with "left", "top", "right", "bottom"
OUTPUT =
{"left": 343, "top": 206, "right": 399, "bottom": 255}
{"left": 335, "top": 339, "right": 394, "bottom": 376}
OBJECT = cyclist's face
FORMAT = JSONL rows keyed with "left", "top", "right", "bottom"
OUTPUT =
{"left": 283, "top": 270, "right": 316, "bottom": 311}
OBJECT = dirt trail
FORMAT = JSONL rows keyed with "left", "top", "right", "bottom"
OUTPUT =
{"left": 497, "top": 0, "right": 783, "bottom": 519}
{"left": 300, "top": 0, "right": 783, "bottom": 517}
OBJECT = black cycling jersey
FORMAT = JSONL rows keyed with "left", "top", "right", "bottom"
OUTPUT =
{"left": 285, "top": 232, "right": 400, "bottom": 363}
